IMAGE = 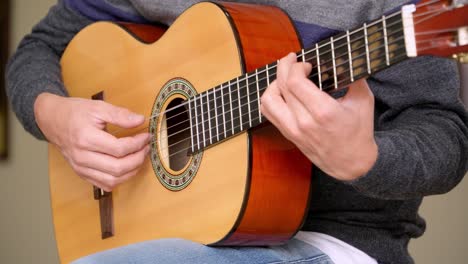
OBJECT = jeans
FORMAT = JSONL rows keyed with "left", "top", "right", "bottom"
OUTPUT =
{"left": 71, "top": 238, "right": 334, "bottom": 264}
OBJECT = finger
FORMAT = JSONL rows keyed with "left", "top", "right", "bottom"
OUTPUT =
{"left": 93, "top": 101, "right": 146, "bottom": 129}
{"left": 75, "top": 165, "right": 142, "bottom": 192}
{"left": 276, "top": 53, "right": 298, "bottom": 97}
{"left": 341, "top": 79, "right": 374, "bottom": 108}
{"left": 83, "top": 130, "right": 151, "bottom": 158}
{"left": 74, "top": 145, "right": 150, "bottom": 177}
{"left": 261, "top": 81, "right": 299, "bottom": 140}
{"left": 282, "top": 62, "right": 314, "bottom": 119}
{"left": 286, "top": 62, "right": 339, "bottom": 118}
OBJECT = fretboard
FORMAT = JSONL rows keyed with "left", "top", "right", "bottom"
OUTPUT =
{"left": 188, "top": 10, "right": 407, "bottom": 154}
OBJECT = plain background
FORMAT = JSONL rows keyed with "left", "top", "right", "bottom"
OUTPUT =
{"left": 0, "top": 0, "right": 467, "bottom": 263}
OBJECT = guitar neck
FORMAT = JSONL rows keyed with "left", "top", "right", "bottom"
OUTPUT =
{"left": 188, "top": 1, "right": 467, "bottom": 153}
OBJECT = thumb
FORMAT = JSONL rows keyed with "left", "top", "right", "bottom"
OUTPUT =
{"left": 94, "top": 101, "right": 145, "bottom": 128}
{"left": 341, "top": 79, "right": 374, "bottom": 108}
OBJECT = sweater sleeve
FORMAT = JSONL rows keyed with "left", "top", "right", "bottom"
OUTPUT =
{"left": 5, "top": 0, "right": 92, "bottom": 140}
{"left": 346, "top": 56, "right": 468, "bottom": 200}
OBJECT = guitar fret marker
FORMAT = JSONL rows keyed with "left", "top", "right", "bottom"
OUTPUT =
{"left": 188, "top": 99, "right": 195, "bottom": 153}
{"left": 246, "top": 73, "right": 252, "bottom": 127}
{"left": 331, "top": 37, "right": 338, "bottom": 89}
{"left": 346, "top": 30, "right": 354, "bottom": 82}
{"left": 382, "top": 16, "right": 390, "bottom": 66}
{"left": 316, "top": 43, "right": 322, "bottom": 90}
{"left": 236, "top": 77, "right": 243, "bottom": 131}
{"left": 256, "top": 69, "right": 262, "bottom": 123}
{"left": 364, "top": 23, "right": 371, "bottom": 74}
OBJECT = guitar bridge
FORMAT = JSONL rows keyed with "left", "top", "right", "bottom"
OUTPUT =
{"left": 92, "top": 91, "right": 115, "bottom": 239}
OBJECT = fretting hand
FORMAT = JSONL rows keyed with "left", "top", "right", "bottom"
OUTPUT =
{"left": 261, "top": 53, "right": 378, "bottom": 181}
{"left": 34, "top": 93, "right": 151, "bottom": 191}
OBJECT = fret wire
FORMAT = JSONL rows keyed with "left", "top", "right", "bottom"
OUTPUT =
{"left": 301, "top": 49, "right": 306, "bottom": 62}
{"left": 199, "top": 92, "right": 206, "bottom": 147}
{"left": 331, "top": 36, "right": 338, "bottom": 89}
{"left": 194, "top": 95, "right": 200, "bottom": 151}
{"left": 188, "top": 99, "right": 195, "bottom": 153}
{"left": 346, "top": 30, "right": 354, "bottom": 82}
{"left": 246, "top": 73, "right": 252, "bottom": 127}
{"left": 221, "top": 83, "right": 227, "bottom": 138}
{"left": 316, "top": 43, "right": 322, "bottom": 90}
{"left": 266, "top": 64, "right": 270, "bottom": 86}
{"left": 236, "top": 77, "right": 243, "bottom": 131}
{"left": 214, "top": 86, "right": 219, "bottom": 142}
{"left": 256, "top": 69, "right": 262, "bottom": 123}
{"left": 228, "top": 80, "right": 234, "bottom": 135}
{"left": 364, "top": 23, "right": 371, "bottom": 74}
{"left": 383, "top": 15, "right": 390, "bottom": 66}
{"left": 206, "top": 92, "right": 212, "bottom": 145}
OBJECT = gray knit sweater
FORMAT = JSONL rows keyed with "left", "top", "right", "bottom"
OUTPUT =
{"left": 5, "top": 0, "right": 468, "bottom": 263}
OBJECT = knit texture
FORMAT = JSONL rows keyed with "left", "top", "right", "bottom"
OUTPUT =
{"left": 5, "top": 1, "right": 468, "bottom": 263}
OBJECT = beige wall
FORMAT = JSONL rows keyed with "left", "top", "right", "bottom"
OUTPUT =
{"left": 0, "top": 0, "right": 467, "bottom": 263}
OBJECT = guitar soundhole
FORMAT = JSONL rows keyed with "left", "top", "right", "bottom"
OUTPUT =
{"left": 150, "top": 78, "right": 202, "bottom": 191}
{"left": 162, "top": 98, "right": 190, "bottom": 171}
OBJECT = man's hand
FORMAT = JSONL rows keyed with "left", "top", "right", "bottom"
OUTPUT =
{"left": 35, "top": 93, "right": 151, "bottom": 191}
{"left": 261, "top": 53, "right": 378, "bottom": 181}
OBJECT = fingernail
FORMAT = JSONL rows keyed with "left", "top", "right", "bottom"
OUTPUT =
{"left": 129, "top": 113, "right": 145, "bottom": 122}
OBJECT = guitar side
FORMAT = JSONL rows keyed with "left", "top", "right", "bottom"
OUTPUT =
{"left": 49, "top": 2, "right": 312, "bottom": 262}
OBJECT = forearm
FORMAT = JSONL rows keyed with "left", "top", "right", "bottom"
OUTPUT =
{"left": 349, "top": 109, "right": 468, "bottom": 199}
{"left": 347, "top": 57, "right": 468, "bottom": 199}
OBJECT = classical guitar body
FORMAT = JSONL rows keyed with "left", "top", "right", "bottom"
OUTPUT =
{"left": 50, "top": 2, "right": 312, "bottom": 263}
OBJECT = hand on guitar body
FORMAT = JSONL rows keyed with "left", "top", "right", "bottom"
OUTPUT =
{"left": 34, "top": 93, "right": 151, "bottom": 191}
{"left": 261, "top": 53, "right": 378, "bottom": 181}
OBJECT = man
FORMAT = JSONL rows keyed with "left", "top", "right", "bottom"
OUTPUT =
{"left": 6, "top": 0, "right": 468, "bottom": 263}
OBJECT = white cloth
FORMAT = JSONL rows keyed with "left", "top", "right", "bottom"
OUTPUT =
{"left": 295, "top": 231, "right": 378, "bottom": 264}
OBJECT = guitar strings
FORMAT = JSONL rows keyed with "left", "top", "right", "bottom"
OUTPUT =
{"left": 149, "top": 44, "right": 412, "bottom": 157}
{"left": 156, "top": 33, "right": 408, "bottom": 141}
{"left": 109, "top": 12, "right": 404, "bottom": 135}
{"left": 154, "top": 23, "right": 461, "bottom": 138}
{"left": 113, "top": 31, "right": 406, "bottom": 143}
{"left": 154, "top": 50, "right": 412, "bottom": 161}
{"left": 110, "top": 17, "right": 405, "bottom": 136}
{"left": 154, "top": 25, "right": 463, "bottom": 154}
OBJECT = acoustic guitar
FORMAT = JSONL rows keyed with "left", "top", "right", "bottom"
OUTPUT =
{"left": 50, "top": 0, "right": 468, "bottom": 262}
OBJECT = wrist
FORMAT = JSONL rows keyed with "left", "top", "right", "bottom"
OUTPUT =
{"left": 34, "top": 92, "right": 65, "bottom": 143}
{"left": 345, "top": 139, "right": 378, "bottom": 181}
